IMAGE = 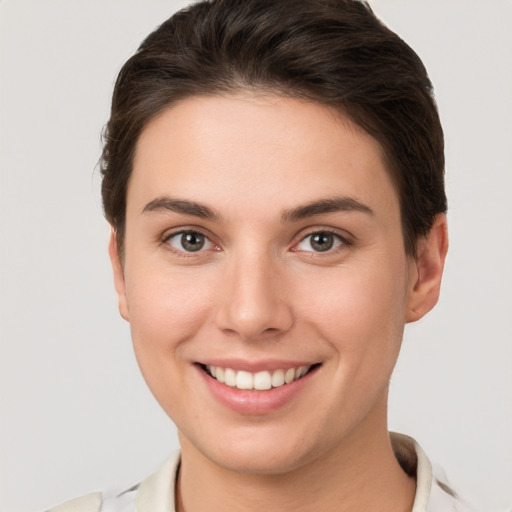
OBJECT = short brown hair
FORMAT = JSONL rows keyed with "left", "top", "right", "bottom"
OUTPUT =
{"left": 101, "top": 0, "right": 446, "bottom": 256}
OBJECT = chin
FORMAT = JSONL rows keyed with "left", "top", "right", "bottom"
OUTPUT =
{"left": 214, "top": 445, "right": 311, "bottom": 475}
{"left": 180, "top": 422, "right": 325, "bottom": 476}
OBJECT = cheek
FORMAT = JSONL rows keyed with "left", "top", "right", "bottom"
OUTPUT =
{"left": 123, "top": 266, "right": 219, "bottom": 421}
{"left": 297, "top": 256, "right": 409, "bottom": 364}
{"left": 124, "top": 262, "right": 216, "bottom": 368}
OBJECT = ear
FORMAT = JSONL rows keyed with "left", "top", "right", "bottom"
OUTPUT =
{"left": 405, "top": 214, "right": 449, "bottom": 323}
{"left": 108, "top": 229, "right": 130, "bottom": 322}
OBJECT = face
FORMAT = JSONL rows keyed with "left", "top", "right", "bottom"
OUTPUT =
{"left": 111, "top": 93, "right": 444, "bottom": 475}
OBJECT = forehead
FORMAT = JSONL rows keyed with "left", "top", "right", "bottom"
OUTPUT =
{"left": 129, "top": 93, "right": 398, "bottom": 220}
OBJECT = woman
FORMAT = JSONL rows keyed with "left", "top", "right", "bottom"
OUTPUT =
{"left": 48, "top": 0, "right": 469, "bottom": 510}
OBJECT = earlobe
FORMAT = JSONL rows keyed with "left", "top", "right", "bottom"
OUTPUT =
{"left": 108, "top": 229, "right": 130, "bottom": 322}
{"left": 405, "top": 214, "right": 449, "bottom": 323}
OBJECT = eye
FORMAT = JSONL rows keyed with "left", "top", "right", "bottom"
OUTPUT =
{"left": 165, "top": 230, "right": 215, "bottom": 253}
{"left": 295, "top": 231, "right": 345, "bottom": 253}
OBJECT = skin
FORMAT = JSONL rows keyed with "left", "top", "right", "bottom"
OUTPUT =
{"left": 110, "top": 94, "right": 448, "bottom": 512}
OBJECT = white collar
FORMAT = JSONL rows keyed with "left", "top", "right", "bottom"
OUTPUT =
{"left": 102, "top": 434, "right": 471, "bottom": 512}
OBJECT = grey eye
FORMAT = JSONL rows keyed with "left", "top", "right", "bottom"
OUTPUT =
{"left": 296, "top": 232, "right": 343, "bottom": 253}
{"left": 310, "top": 233, "right": 334, "bottom": 251}
{"left": 167, "top": 231, "right": 213, "bottom": 252}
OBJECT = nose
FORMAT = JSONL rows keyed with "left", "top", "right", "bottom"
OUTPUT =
{"left": 215, "top": 252, "right": 294, "bottom": 341}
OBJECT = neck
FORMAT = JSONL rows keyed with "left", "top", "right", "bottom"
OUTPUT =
{"left": 176, "top": 399, "right": 415, "bottom": 512}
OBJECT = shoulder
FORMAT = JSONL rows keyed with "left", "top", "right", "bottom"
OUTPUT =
{"left": 391, "top": 432, "right": 476, "bottom": 512}
{"left": 45, "top": 451, "right": 180, "bottom": 512}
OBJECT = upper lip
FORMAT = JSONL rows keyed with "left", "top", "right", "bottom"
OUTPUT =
{"left": 196, "top": 358, "right": 320, "bottom": 372}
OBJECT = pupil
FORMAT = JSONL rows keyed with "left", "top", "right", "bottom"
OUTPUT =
{"left": 182, "top": 232, "right": 204, "bottom": 252}
{"left": 311, "top": 233, "right": 333, "bottom": 252}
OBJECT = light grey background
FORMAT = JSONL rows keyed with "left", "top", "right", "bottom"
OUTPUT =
{"left": 1, "top": 1, "right": 511, "bottom": 511}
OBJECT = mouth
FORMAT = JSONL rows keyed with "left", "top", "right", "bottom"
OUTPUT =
{"left": 198, "top": 363, "right": 321, "bottom": 391}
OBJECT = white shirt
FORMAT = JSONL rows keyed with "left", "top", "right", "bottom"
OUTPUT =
{"left": 48, "top": 433, "right": 474, "bottom": 512}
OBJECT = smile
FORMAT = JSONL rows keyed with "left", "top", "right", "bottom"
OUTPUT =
{"left": 203, "top": 364, "right": 316, "bottom": 390}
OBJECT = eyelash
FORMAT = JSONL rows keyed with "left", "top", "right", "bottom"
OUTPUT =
{"left": 292, "top": 229, "right": 351, "bottom": 255}
{"left": 162, "top": 229, "right": 218, "bottom": 257}
{"left": 161, "top": 228, "right": 351, "bottom": 256}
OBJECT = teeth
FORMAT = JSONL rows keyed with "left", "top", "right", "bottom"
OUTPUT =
{"left": 224, "top": 368, "right": 236, "bottom": 387}
{"left": 284, "top": 368, "right": 295, "bottom": 384}
{"left": 297, "top": 366, "right": 308, "bottom": 378}
{"left": 236, "top": 371, "right": 253, "bottom": 390}
{"left": 205, "top": 364, "right": 312, "bottom": 390}
{"left": 271, "top": 369, "right": 285, "bottom": 387}
{"left": 254, "top": 371, "right": 272, "bottom": 390}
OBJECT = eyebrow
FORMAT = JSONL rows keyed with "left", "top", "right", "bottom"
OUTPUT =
{"left": 142, "top": 195, "right": 373, "bottom": 223}
{"left": 142, "top": 197, "right": 222, "bottom": 221}
{"left": 281, "top": 196, "right": 374, "bottom": 222}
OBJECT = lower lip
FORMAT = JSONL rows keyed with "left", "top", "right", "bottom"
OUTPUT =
{"left": 196, "top": 365, "right": 318, "bottom": 415}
